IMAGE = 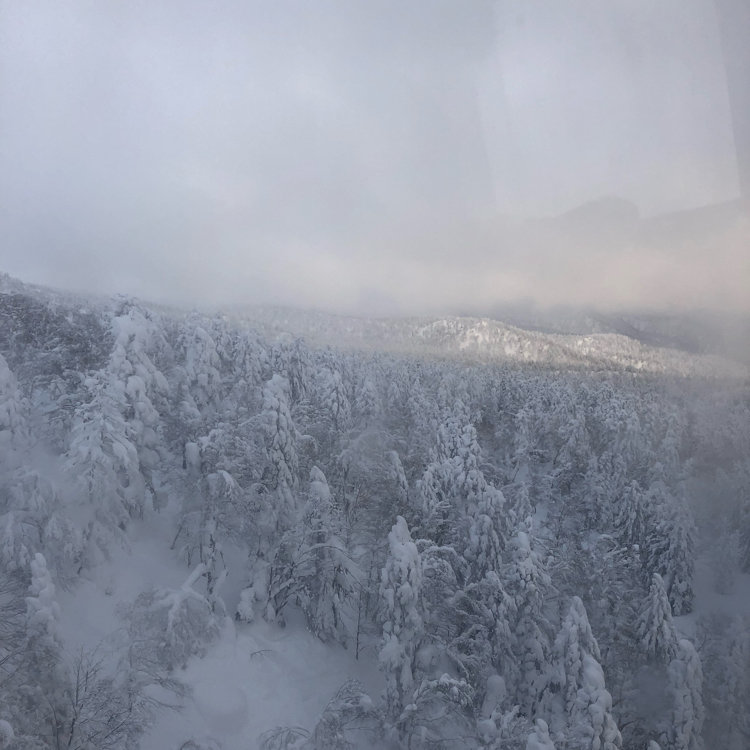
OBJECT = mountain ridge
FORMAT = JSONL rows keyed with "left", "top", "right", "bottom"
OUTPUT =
{"left": 1, "top": 271, "right": 746, "bottom": 379}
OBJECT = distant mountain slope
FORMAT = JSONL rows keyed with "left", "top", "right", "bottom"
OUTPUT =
{"left": 485, "top": 304, "right": 750, "bottom": 363}
{"left": 1, "top": 271, "right": 746, "bottom": 378}
{"left": 232, "top": 305, "right": 747, "bottom": 378}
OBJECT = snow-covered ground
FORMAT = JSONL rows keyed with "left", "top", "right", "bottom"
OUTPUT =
{"left": 56, "top": 507, "right": 383, "bottom": 750}
{"left": 676, "top": 553, "right": 750, "bottom": 639}
{"left": 144, "top": 614, "right": 380, "bottom": 749}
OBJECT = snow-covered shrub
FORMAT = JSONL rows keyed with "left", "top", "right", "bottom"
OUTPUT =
{"left": 306, "top": 679, "right": 379, "bottom": 750}
{"left": 397, "top": 674, "right": 475, "bottom": 748}
{"left": 127, "top": 564, "right": 220, "bottom": 671}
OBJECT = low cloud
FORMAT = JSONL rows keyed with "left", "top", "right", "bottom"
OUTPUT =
{"left": 0, "top": 1, "right": 745, "bottom": 315}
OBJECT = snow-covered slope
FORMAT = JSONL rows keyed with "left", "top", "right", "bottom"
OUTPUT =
{"left": 231, "top": 305, "right": 747, "bottom": 379}
{"left": 56, "top": 510, "right": 382, "bottom": 750}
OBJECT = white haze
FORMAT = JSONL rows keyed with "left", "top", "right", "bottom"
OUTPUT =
{"left": 0, "top": 0, "right": 746, "bottom": 315}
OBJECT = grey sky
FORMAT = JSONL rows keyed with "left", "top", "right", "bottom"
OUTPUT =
{"left": 1, "top": 1, "right": 746, "bottom": 315}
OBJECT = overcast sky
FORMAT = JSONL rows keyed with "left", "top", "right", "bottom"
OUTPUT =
{"left": 1, "top": 1, "right": 746, "bottom": 315}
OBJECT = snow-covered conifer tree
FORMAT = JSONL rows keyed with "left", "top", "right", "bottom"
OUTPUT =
{"left": 297, "top": 467, "right": 357, "bottom": 643}
{"left": 464, "top": 483, "right": 507, "bottom": 581}
{"left": 721, "top": 617, "right": 750, "bottom": 749}
{"left": 645, "top": 485, "right": 695, "bottom": 615}
{"left": 379, "top": 516, "right": 424, "bottom": 724}
{"left": 508, "top": 480, "right": 534, "bottom": 530}
{"left": 387, "top": 450, "right": 409, "bottom": 514}
{"left": 435, "top": 412, "right": 464, "bottom": 464}
{"left": 552, "top": 404, "right": 590, "bottom": 492}
{"left": 270, "top": 336, "right": 308, "bottom": 405}
{"left": 542, "top": 597, "right": 622, "bottom": 749}
{"left": 65, "top": 374, "right": 145, "bottom": 561}
{"left": 506, "top": 521, "right": 552, "bottom": 716}
{"left": 416, "top": 461, "right": 451, "bottom": 544}
{"left": 0, "top": 353, "right": 29, "bottom": 458}
{"left": 196, "top": 469, "right": 245, "bottom": 608}
{"left": 526, "top": 718, "right": 556, "bottom": 750}
{"left": 580, "top": 457, "right": 608, "bottom": 530}
{"left": 178, "top": 320, "right": 223, "bottom": 415}
{"left": 23, "top": 553, "right": 68, "bottom": 740}
{"left": 106, "top": 304, "right": 171, "bottom": 507}
{"left": 26, "top": 553, "right": 61, "bottom": 647}
{"left": 511, "top": 407, "right": 533, "bottom": 481}
{"left": 261, "top": 374, "right": 299, "bottom": 536}
{"left": 225, "top": 328, "right": 266, "bottom": 414}
{"left": 444, "top": 422, "right": 508, "bottom": 579}
{"left": 0, "top": 467, "right": 83, "bottom": 580}
{"left": 698, "top": 613, "right": 750, "bottom": 749}
{"left": 572, "top": 653, "right": 623, "bottom": 750}
{"left": 662, "top": 639, "right": 704, "bottom": 750}
{"left": 614, "top": 480, "right": 647, "bottom": 550}
{"left": 450, "top": 570, "right": 514, "bottom": 691}
{"left": 354, "top": 373, "right": 381, "bottom": 427}
{"left": 320, "top": 366, "right": 351, "bottom": 432}
{"left": 637, "top": 573, "right": 678, "bottom": 664}
{"left": 615, "top": 412, "right": 645, "bottom": 481}
{"left": 729, "top": 460, "right": 750, "bottom": 573}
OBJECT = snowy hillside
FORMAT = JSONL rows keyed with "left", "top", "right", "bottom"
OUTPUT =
{"left": 230, "top": 305, "right": 747, "bottom": 379}
{"left": 1, "top": 275, "right": 749, "bottom": 749}
{"left": 3, "top": 272, "right": 745, "bottom": 378}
